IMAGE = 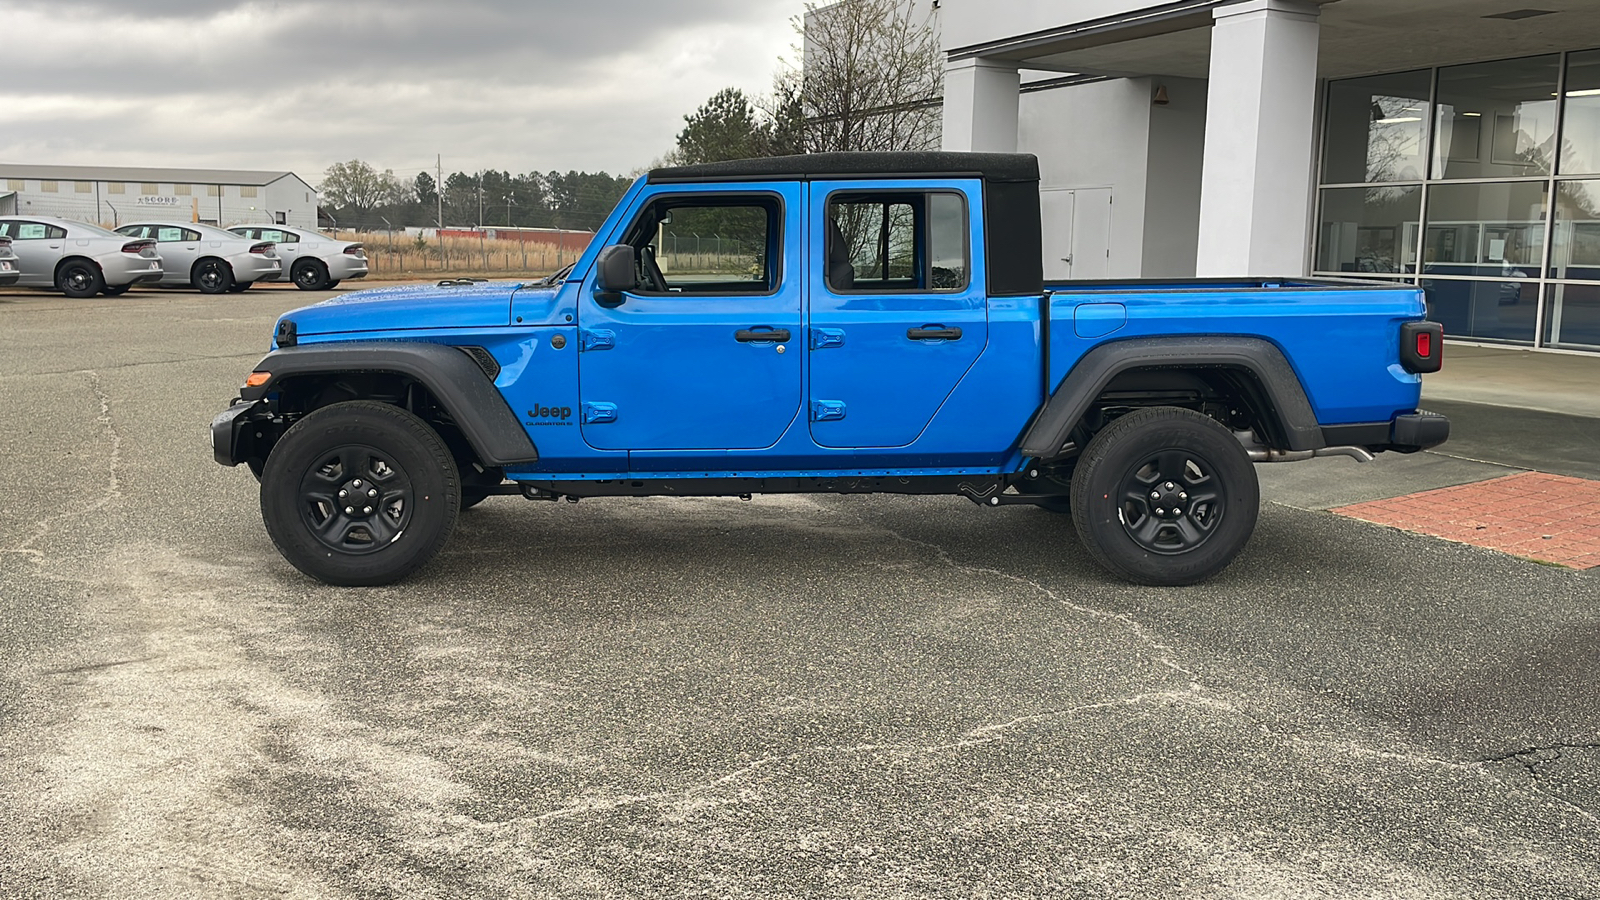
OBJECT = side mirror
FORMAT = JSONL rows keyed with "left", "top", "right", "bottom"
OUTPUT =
{"left": 593, "top": 244, "right": 636, "bottom": 306}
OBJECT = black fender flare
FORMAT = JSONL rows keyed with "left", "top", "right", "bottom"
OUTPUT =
{"left": 238, "top": 341, "right": 538, "bottom": 466}
{"left": 1019, "top": 335, "right": 1325, "bottom": 459}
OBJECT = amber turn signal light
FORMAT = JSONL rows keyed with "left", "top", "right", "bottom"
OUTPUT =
{"left": 244, "top": 371, "right": 272, "bottom": 387}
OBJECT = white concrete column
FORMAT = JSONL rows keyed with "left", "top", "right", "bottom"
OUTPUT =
{"left": 942, "top": 57, "right": 1021, "bottom": 152}
{"left": 1195, "top": 0, "right": 1321, "bottom": 276}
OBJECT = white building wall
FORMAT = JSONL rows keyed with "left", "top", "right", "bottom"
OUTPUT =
{"left": 0, "top": 175, "right": 317, "bottom": 230}
{"left": 1018, "top": 78, "right": 1152, "bottom": 279}
{"left": 1141, "top": 77, "right": 1208, "bottom": 278}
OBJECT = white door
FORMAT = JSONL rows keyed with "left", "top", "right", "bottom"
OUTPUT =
{"left": 1040, "top": 188, "right": 1112, "bottom": 281}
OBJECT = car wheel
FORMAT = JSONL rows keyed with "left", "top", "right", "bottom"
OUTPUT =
{"left": 193, "top": 258, "right": 234, "bottom": 294}
{"left": 325, "top": 280, "right": 341, "bottom": 289}
{"left": 101, "top": 284, "right": 132, "bottom": 296}
{"left": 1069, "top": 406, "right": 1258, "bottom": 586}
{"left": 259, "top": 401, "right": 460, "bottom": 586}
{"left": 292, "top": 260, "right": 332, "bottom": 291}
{"left": 227, "top": 281, "right": 253, "bottom": 293}
{"left": 57, "top": 260, "right": 105, "bottom": 299}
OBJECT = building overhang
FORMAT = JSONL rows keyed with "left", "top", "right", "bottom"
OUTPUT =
{"left": 947, "top": 0, "right": 1600, "bottom": 80}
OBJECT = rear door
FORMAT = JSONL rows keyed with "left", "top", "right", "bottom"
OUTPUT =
{"left": 576, "top": 182, "right": 804, "bottom": 456}
{"left": 806, "top": 179, "right": 987, "bottom": 448}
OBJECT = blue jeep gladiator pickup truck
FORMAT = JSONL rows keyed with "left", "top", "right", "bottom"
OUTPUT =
{"left": 213, "top": 152, "right": 1448, "bottom": 587}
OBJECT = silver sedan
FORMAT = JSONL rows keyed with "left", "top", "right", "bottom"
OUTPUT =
{"left": 115, "top": 222, "right": 282, "bottom": 294}
{"left": 227, "top": 225, "right": 368, "bottom": 290}
{"left": 0, "top": 215, "right": 164, "bottom": 297}
{"left": 0, "top": 237, "right": 18, "bottom": 287}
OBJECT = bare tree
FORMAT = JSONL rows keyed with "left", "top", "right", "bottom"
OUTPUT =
{"left": 773, "top": 0, "right": 943, "bottom": 153}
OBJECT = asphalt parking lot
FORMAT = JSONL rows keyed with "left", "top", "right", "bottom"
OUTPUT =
{"left": 1, "top": 285, "right": 1597, "bottom": 899}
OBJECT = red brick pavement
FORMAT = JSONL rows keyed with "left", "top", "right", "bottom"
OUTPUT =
{"left": 1331, "top": 472, "right": 1600, "bottom": 569}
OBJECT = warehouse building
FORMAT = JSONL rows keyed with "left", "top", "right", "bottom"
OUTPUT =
{"left": 0, "top": 165, "right": 318, "bottom": 231}
{"left": 940, "top": 0, "right": 1600, "bottom": 353}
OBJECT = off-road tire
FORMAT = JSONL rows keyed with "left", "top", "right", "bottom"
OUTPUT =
{"left": 260, "top": 401, "right": 460, "bottom": 585}
{"left": 1069, "top": 406, "right": 1258, "bottom": 586}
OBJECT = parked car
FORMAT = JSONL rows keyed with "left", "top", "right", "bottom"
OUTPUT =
{"left": 226, "top": 225, "right": 367, "bottom": 290}
{"left": 115, "top": 222, "right": 281, "bottom": 294}
{"left": 0, "top": 215, "right": 163, "bottom": 297}
{"left": 213, "top": 151, "right": 1449, "bottom": 587}
{"left": 0, "top": 237, "right": 19, "bottom": 287}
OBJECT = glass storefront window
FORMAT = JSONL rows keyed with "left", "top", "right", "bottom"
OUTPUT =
{"left": 1322, "top": 70, "right": 1432, "bottom": 183}
{"left": 1433, "top": 55, "right": 1560, "bottom": 179}
{"left": 1422, "top": 278, "right": 1539, "bottom": 344}
{"left": 1422, "top": 181, "right": 1548, "bottom": 277}
{"left": 1316, "top": 185, "right": 1421, "bottom": 273}
{"left": 1543, "top": 282, "right": 1600, "bottom": 349}
{"left": 1560, "top": 50, "right": 1600, "bottom": 174}
{"left": 1551, "top": 179, "right": 1600, "bottom": 280}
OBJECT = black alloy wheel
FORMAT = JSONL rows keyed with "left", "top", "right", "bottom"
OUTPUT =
{"left": 292, "top": 260, "right": 331, "bottom": 291}
{"left": 260, "top": 401, "right": 460, "bottom": 585}
{"left": 193, "top": 258, "right": 234, "bottom": 294}
{"left": 1070, "top": 406, "right": 1259, "bottom": 586}
{"left": 58, "top": 261, "right": 104, "bottom": 298}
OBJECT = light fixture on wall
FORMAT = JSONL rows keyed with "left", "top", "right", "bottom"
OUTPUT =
{"left": 1153, "top": 84, "right": 1170, "bottom": 105}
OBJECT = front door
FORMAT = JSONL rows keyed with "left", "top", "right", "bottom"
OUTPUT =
{"left": 0, "top": 220, "right": 66, "bottom": 286}
{"left": 807, "top": 179, "right": 988, "bottom": 449}
{"left": 577, "top": 183, "right": 804, "bottom": 457}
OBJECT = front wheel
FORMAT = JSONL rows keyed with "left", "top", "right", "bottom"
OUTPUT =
{"left": 260, "top": 401, "right": 460, "bottom": 585}
{"left": 1069, "top": 407, "right": 1258, "bottom": 586}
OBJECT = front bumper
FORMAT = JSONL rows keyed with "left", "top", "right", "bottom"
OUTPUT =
{"left": 212, "top": 399, "right": 271, "bottom": 466}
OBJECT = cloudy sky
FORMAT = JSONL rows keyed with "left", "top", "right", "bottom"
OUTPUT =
{"left": 2, "top": 0, "right": 804, "bottom": 183}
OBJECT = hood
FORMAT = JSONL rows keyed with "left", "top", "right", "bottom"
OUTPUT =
{"left": 280, "top": 280, "right": 554, "bottom": 336}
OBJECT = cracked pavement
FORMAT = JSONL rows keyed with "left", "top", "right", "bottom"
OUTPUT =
{"left": 1, "top": 286, "right": 1598, "bottom": 898}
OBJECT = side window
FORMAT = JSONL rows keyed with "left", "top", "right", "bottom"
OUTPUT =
{"left": 625, "top": 195, "right": 779, "bottom": 294}
{"left": 156, "top": 227, "right": 187, "bottom": 242}
{"left": 183, "top": 228, "right": 201, "bottom": 242}
{"left": 825, "top": 191, "right": 968, "bottom": 293}
{"left": 117, "top": 225, "right": 147, "bottom": 239}
{"left": 12, "top": 222, "right": 50, "bottom": 240}
{"left": 264, "top": 229, "right": 295, "bottom": 244}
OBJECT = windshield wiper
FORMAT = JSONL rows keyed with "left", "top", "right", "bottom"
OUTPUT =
{"left": 538, "top": 262, "right": 576, "bottom": 286}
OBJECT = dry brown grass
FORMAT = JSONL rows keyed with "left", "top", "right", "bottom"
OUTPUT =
{"left": 335, "top": 231, "right": 585, "bottom": 279}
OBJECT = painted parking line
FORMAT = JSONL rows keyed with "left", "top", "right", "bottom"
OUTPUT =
{"left": 1332, "top": 471, "right": 1600, "bottom": 569}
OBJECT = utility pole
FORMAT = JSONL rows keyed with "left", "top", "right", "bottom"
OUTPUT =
{"left": 477, "top": 171, "right": 487, "bottom": 271}
{"left": 436, "top": 154, "right": 445, "bottom": 271}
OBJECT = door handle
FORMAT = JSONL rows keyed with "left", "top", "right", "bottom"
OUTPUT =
{"left": 907, "top": 326, "right": 962, "bottom": 341}
{"left": 735, "top": 328, "right": 791, "bottom": 343}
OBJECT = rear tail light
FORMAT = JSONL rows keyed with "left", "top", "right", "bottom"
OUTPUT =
{"left": 343, "top": 244, "right": 366, "bottom": 257}
{"left": 250, "top": 242, "right": 275, "bottom": 255}
{"left": 121, "top": 239, "right": 156, "bottom": 256}
{"left": 1400, "top": 321, "right": 1443, "bottom": 373}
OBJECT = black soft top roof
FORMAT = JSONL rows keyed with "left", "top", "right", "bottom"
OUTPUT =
{"left": 649, "top": 151, "right": 1040, "bottom": 185}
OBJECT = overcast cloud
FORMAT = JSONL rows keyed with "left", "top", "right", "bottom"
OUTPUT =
{"left": 1, "top": 0, "right": 804, "bottom": 184}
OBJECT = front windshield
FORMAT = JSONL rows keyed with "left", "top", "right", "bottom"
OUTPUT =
{"left": 539, "top": 262, "right": 576, "bottom": 286}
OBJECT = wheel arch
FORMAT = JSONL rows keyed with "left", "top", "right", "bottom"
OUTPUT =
{"left": 236, "top": 341, "right": 538, "bottom": 469}
{"left": 1019, "top": 335, "right": 1324, "bottom": 460}
{"left": 54, "top": 255, "right": 103, "bottom": 279}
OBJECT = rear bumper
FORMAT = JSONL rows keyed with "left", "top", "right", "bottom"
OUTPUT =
{"left": 1321, "top": 409, "right": 1450, "bottom": 453}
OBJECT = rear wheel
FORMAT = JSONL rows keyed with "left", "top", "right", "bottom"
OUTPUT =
{"left": 57, "top": 261, "right": 104, "bottom": 298}
{"left": 101, "top": 284, "right": 132, "bottom": 296}
{"left": 193, "top": 258, "right": 234, "bottom": 294}
{"left": 260, "top": 401, "right": 460, "bottom": 585}
{"left": 1069, "top": 406, "right": 1258, "bottom": 586}
{"left": 292, "top": 260, "right": 332, "bottom": 291}
{"left": 227, "top": 281, "right": 253, "bottom": 293}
